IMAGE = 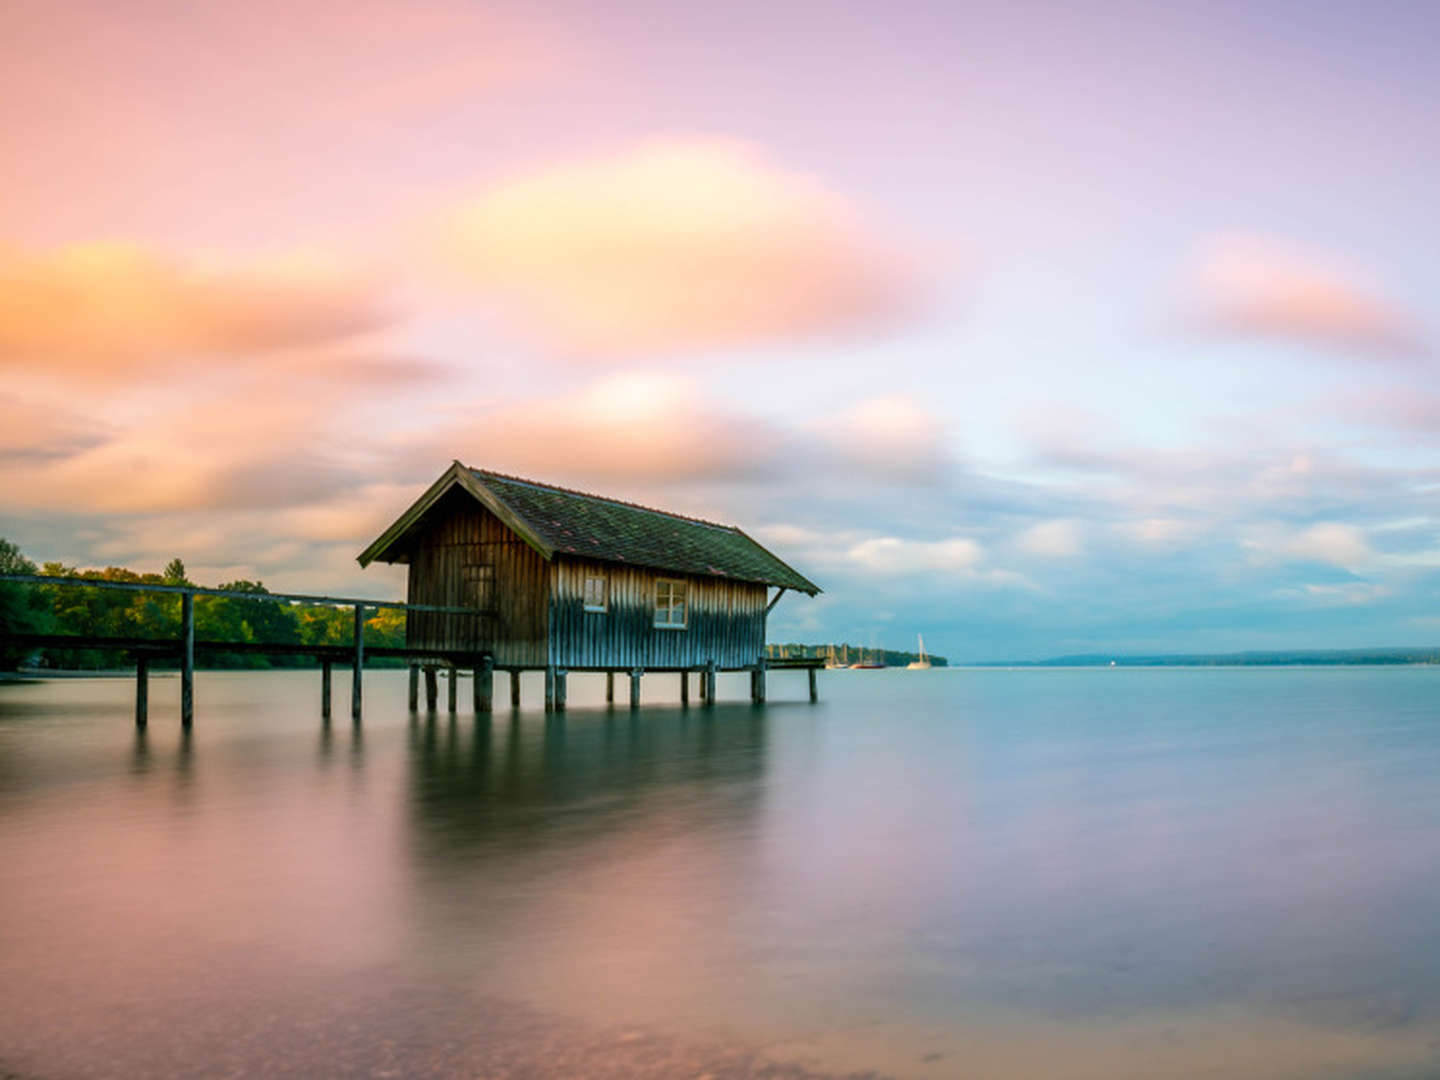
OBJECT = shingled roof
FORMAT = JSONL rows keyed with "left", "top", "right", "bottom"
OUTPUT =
{"left": 357, "top": 463, "right": 820, "bottom": 595}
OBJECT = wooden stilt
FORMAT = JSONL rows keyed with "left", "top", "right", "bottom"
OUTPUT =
{"left": 476, "top": 657, "right": 493, "bottom": 713}
{"left": 134, "top": 654, "right": 148, "bottom": 727}
{"left": 605, "top": 670, "right": 615, "bottom": 704}
{"left": 447, "top": 665, "right": 458, "bottom": 713}
{"left": 424, "top": 666, "right": 438, "bottom": 711}
{"left": 180, "top": 591, "right": 194, "bottom": 728}
{"left": 321, "top": 660, "right": 332, "bottom": 720}
{"left": 629, "top": 667, "right": 642, "bottom": 709}
{"left": 544, "top": 666, "right": 556, "bottom": 712}
{"left": 680, "top": 669, "right": 690, "bottom": 707}
{"left": 510, "top": 670, "right": 521, "bottom": 707}
{"left": 555, "top": 669, "right": 567, "bottom": 712}
{"left": 752, "top": 660, "right": 766, "bottom": 704}
{"left": 408, "top": 663, "right": 419, "bottom": 711}
{"left": 704, "top": 660, "right": 716, "bottom": 705}
{"left": 350, "top": 603, "right": 364, "bottom": 722}
{"left": 808, "top": 666, "right": 818, "bottom": 703}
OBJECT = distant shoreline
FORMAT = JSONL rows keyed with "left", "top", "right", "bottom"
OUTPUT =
{"left": 968, "top": 648, "right": 1440, "bottom": 668}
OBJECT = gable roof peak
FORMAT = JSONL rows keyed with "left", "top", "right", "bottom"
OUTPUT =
{"left": 466, "top": 466, "right": 737, "bottom": 534}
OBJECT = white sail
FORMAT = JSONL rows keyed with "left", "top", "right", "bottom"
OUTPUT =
{"left": 906, "top": 633, "right": 932, "bottom": 669}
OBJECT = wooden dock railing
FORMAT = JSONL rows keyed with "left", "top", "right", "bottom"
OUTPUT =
{"left": 0, "top": 573, "right": 491, "bottom": 726}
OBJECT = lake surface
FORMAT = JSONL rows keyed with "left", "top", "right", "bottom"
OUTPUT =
{"left": 2, "top": 667, "right": 1439, "bottom": 1079}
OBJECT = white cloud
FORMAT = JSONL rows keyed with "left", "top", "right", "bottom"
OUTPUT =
{"left": 1016, "top": 518, "right": 1084, "bottom": 559}
{"left": 1291, "top": 583, "right": 1393, "bottom": 606}
{"left": 1243, "top": 522, "right": 1374, "bottom": 570}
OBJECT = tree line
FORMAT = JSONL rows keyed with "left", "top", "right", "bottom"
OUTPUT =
{"left": 0, "top": 538, "right": 405, "bottom": 670}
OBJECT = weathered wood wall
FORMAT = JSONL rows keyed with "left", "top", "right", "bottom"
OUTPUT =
{"left": 403, "top": 489, "right": 549, "bottom": 666}
{"left": 549, "top": 557, "right": 766, "bottom": 670}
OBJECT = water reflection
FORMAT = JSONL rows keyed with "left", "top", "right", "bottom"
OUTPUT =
{"left": 3, "top": 669, "right": 1440, "bottom": 1079}
{"left": 131, "top": 723, "right": 150, "bottom": 774}
{"left": 405, "top": 704, "right": 769, "bottom": 856}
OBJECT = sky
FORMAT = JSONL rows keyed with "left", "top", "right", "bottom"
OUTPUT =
{"left": 3, "top": 0, "right": 1439, "bottom": 661}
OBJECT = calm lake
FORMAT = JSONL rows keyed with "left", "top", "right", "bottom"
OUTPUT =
{"left": 2, "top": 667, "right": 1438, "bottom": 1079}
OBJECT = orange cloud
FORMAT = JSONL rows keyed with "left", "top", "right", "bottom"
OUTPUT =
{"left": 422, "top": 138, "right": 920, "bottom": 359}
{"left": 0, "top": 243, "right": 389, "bottom": 375}
{"left": 1185, "top": 236, "right": 1423, "bottom": 357}
{"left": 0, "top": 389, "right": 358, "bottom": 513}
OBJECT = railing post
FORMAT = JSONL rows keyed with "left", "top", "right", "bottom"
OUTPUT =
{"left": 351, "top": 603, "right": 364, "bottom": 721}
{"left": 180, "top": 591, "right": 194, "bottom": 728}
{"left": 135, "top": 654, "right": 148, "bottom": 727}
{"left": 321, "top": 660, "right": 332, "bottom": 720}
{"left": 476, "top": 656, "right": 493, "bottom": 713}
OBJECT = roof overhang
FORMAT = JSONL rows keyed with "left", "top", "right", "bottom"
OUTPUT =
{"left": 358, "top": 463, "right": 822, "bottom": 596}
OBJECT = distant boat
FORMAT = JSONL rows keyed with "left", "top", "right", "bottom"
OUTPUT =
{"left": 850, "top": 646, "right": 885, "bottom": 669}
{"left": 906, "top": 634, "right": 932, "bottom": 670}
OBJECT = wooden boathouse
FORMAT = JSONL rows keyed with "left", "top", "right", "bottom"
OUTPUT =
{"left": 358, "top": 462, "right": 822, "bottom": 709}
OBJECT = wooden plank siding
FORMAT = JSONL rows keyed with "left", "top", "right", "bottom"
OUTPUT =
{"left": 402, "top": 489, "right": 550, "bottom": 667}
{"left": 549, "top": 557, "right": 766, "bottom": 670}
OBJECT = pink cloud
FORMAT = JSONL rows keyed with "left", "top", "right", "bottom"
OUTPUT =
{"left": 1183, "top": 235, "right": 1424, "bottom": 357}
{"left": 421, "top": 138, "right": 921, "bottom": 359}
{"left": 396, "top": 376, "right": 952, "bottom": 491}
{"left": 401, "top": 372, "right": 781, "bottom": 485}
{"left": 0, "top": 394, "right": 108, "bottom": 464}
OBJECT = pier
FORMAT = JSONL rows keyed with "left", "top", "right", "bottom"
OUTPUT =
{"left": 0, "top": 574, "right": 822, "bottom": 726}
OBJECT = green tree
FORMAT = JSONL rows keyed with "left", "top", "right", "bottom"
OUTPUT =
{"left": 196, "top": 580, "right": 302, "bottom": 668}
{"left": 163, "top": 558, "right": 188, "bottom": 585}
{"left": 0, "top": 539, "right": 52, "bottom": 669}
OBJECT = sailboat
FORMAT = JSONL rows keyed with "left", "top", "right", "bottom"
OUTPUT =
{"left": 850, "top": 645, "right": 885, "bottom": 669}
{"left": 906, "top": 634, "right": 932, "bottom": 670}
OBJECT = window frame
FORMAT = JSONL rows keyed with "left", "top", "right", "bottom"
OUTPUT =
{"left": 582, "top": 574, "right": 608, "bottom": 613}
{"left": 653, "top": 577, "right": 689, "bottom": 629}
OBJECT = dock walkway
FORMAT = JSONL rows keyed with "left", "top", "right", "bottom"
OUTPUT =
{"left": 0, "top": 574, "right": 821, "bottom": 726}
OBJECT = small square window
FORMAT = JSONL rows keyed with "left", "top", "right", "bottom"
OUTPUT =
{"left": 583, "top": 575, "right": 608, "bottom": 612}
{"left": 654, "top": 578, "right": 687, "bottom": 628}
{"left": 464, "top": 563, "right": 494, "bottom": 608}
